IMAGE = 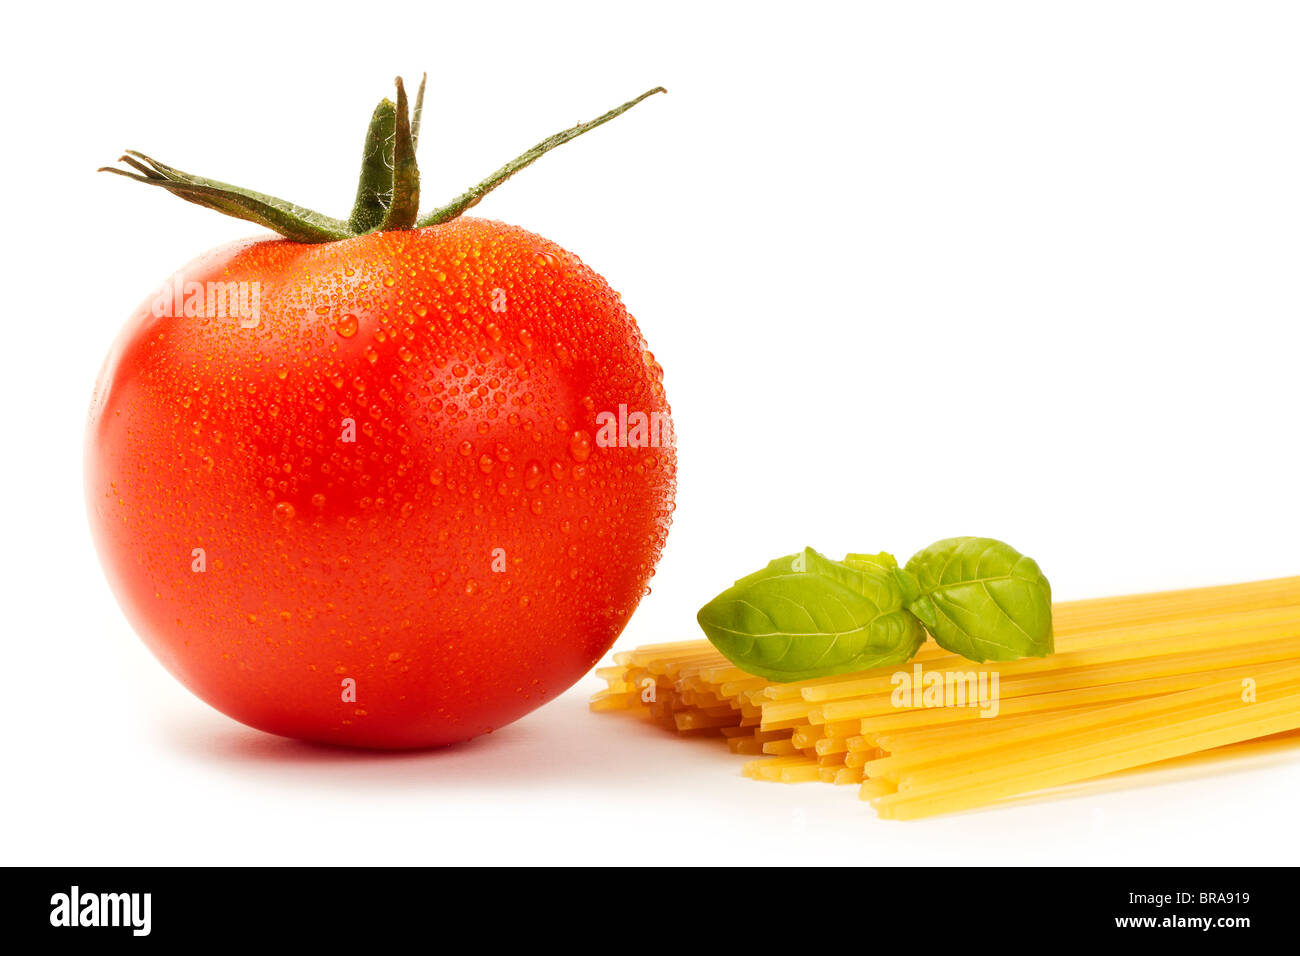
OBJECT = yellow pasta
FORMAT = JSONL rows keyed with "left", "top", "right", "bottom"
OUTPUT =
{"left": 593, "top": 575, "right": 1300, "bottom": 818}
{"left": 874, "top": 692, "right": 1300, "bottom": 820}
{"left": 864, "top": 660, "right": 1300, "bottom": 784}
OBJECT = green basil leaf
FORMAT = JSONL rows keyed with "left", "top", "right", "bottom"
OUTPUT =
{"left": 843, "top": 551, "right": 898, "bottom": 572}
{"left": 731, "top": 552, "right": 802, "bottom": 588}
{"left": 845, "top": 553, "right": 926, "bottom": 610}
{"left": 696, "top": 547, "right": 926, "bottom": 682}
{"left": 904, "top": 537, "right": 1053, "bottom": 663}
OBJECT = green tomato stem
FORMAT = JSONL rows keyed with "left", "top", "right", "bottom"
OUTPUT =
{"left": 348, "top": 98, "right": 399, "bottom": 235}
{"left": 99, "top": 78, "right": 664, "bottom": 244}
{"left": 380, "top": 76, "right": 420, "bottom": 231}
{"left": 99, "top": 151, "right": 354, "bottom": 243}
{"left": 416, "top": 86, "right": 666, "bottom": 227}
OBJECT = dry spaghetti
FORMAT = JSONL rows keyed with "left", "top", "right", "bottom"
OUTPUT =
{"left": 590, "top": 576, "right": 1300, "bottom": 819}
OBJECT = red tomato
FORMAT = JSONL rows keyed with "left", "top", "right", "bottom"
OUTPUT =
{"left": 85, "top": 219, "right": 675, "bottom": 748}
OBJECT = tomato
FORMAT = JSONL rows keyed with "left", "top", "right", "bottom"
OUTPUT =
{"left": 85, "top": 218, "right": 675, "bottom": 748}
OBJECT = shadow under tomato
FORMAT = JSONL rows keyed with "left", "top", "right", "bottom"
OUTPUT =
{"left": 156, "top": 688, "right": 737, "bottom": 794}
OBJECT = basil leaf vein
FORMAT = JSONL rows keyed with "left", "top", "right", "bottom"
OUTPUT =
{"left": 904, "top": 536, "right": 1053, "bottom": 663}
{"left": 696, "top": 547, "right": 926, "bottom": 682}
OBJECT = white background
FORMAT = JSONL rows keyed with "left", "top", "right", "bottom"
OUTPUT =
{"left": 2, "top": 0, "right": 1298, "bottom": 865}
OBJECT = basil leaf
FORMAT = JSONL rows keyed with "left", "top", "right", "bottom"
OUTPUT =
{"left": 845, "top": 553, "right": 925, "bottom": 609}
{"left": 904, "top": 537, "right": 1053, "bottom": 663}
{"left": 843, "top": 551, "right": 898, "bottom": 572}
{"left": 696, "top": 547, "right": 926, "bottom": 682}
{"left": 731, "top": 552, "right": 802, "bottom": 588}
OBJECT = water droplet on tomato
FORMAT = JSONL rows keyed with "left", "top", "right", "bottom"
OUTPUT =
{"left": 568, "top": 430, "right": 593, "bottom": 462}
{"left": 273, "top": 502, "right": 296, "bottom": 520}
{"left": 523, "top": 460, "right": 542, "bottom": 490}
{"left": 337, "top": 314, "right": 358, "bottom": 338}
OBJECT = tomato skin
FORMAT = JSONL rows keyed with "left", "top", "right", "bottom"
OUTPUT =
{"left": 86, "top": 219, "right": 675, "bottom": 748}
